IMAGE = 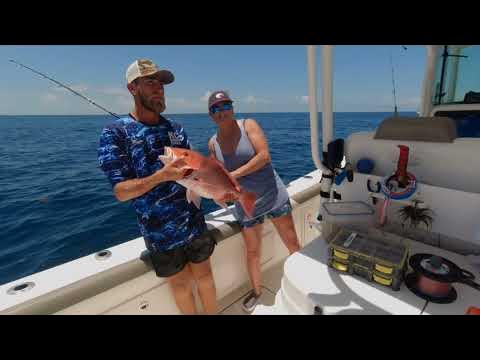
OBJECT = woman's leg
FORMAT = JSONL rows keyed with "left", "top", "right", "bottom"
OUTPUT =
{"left": 167, "top": 265, "right": 197, "bottom": 315}
{"left": 189, "top": 259, "right": 218, "bottom": 314}
{"left": 241, "top": 223, "right": 263, "bottom": 295}
{"left": 270, "top": 213, "right": 301, "bottom": 254}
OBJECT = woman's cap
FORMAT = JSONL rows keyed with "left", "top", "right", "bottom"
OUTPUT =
{"left": 208, "top": 90, "right": 233, "bottom": 109}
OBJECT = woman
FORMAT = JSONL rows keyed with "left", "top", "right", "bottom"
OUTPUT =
{"left": 207, "top": 90, "right": 301, "bottom": 312}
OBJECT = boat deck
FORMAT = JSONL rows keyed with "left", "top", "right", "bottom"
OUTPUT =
{"left": 262, "top": 236, "right": 480, "bottom": 315}
{"left": 218, "top": 235, "right": 480, "bottom": 315}
{"left": 218, "top": 260, "right": 285, "bottom": 315}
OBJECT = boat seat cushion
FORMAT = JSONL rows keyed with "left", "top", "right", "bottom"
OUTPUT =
{"left": 374, "top": 116, "right": 457, "bottom": 143}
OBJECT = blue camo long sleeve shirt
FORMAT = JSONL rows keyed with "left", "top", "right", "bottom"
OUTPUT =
{"left": 98, "top": 115, "right": 207, "bottom": 252}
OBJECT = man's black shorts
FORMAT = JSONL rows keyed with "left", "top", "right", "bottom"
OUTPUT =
{"left": 148, "top": 234, "right": 217, "bottom": 278}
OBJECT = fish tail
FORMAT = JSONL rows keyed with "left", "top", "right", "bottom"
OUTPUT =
{"left": 239, "top": 191, "right": 257, "bottom": 218}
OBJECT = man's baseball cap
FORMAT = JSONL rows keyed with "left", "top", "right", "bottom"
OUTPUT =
{"left": 208, "top": 90, "right": 234, "bottom": 109}
{"left": 126, "top": 59, "right": 174, "bottom": 84}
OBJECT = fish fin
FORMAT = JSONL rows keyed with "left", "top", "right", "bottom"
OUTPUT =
{"left": 239, "top": 191, "right": 257, "bottom": 218}
{"left": 186, "top": 189, "right": 202, "bottom": 209}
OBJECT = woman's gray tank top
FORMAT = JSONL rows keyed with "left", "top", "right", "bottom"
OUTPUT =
{"left": 211, "top": 119, "right": 290, "bottom": 222}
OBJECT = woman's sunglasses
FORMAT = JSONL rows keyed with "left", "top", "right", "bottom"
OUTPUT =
{"left": 210, "top": 102, "right": 233, "bottom": 114}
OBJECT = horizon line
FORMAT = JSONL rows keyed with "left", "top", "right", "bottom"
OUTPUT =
{"left": 0, "top": 110, "right": 418, "bottom": 116}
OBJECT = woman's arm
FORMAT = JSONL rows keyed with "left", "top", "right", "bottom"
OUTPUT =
{"left": 208, "top": 138, "right": 217, "bottom": 160}
{"left": 230, "top": 118, "right": 272, "bottom": 179}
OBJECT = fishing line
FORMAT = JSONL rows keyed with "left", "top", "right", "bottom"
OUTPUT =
{"left": 9, "top": 59, "right": 121, "bottom": 119}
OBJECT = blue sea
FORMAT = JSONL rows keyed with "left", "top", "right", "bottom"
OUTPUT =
{"left": 0, "top": 112, "right": 414, "bottom": 285}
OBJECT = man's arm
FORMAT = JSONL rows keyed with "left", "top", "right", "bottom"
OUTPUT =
{"left": 114, "top": 157, "right": 187, "bottom": 202}
{"left": 99, "top": 125, "right": 187, "bottom": 202}
{"left": 230, "top": 119, "right": 271, "bottom": 179}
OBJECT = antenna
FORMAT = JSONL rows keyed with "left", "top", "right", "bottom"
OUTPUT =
{"left": 389, "top": 50, "right": 398, "bottom": 117}
{"left": 389, "top": 45, "right": 408, "bottom": 117}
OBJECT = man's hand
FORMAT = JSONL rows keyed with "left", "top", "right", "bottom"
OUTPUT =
{"left": 158, "top": 156, "right": 191, "bottom": 182}
{"left": 114, "top": 157, "right": 192, "bottom": 202}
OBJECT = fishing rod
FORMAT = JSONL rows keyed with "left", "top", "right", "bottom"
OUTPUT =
{"left": 9, "top": 59, "right": 121, "bottom": 119}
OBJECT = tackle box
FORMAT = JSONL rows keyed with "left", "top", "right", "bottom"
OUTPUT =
{"left": 327, "top": 227, "right": 410, "bottom": 291}
{"left": 321, "top": 201, "right": 375, "bottom": 226}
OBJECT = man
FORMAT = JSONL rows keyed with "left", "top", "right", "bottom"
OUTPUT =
{"left": 98, "top": 59, "right": 217, "bottom": 314}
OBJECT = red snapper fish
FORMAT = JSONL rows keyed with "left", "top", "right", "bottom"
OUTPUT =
{"left": 159, "top": 146, "right": 257, "bottom": 217}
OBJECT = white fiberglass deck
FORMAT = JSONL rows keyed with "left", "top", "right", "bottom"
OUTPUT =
{"left": 218, "top": 260, "right": 285, "bottom": 315}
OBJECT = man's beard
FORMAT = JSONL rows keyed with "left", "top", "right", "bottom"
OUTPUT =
{"left": 139, "top": 92, "right": 166, "bottom": 114}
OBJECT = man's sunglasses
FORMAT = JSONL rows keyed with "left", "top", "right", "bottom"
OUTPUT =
{"left": 210, "top": 103, "right": 233, "bottom": 114}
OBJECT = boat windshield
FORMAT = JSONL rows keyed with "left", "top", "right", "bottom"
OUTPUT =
{"left": 433, "top": 45, "right": 480, "bottom": 105}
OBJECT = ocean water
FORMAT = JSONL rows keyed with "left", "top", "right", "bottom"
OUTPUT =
{"left": 0, "top": 112, "right": 414, "bottom": 285}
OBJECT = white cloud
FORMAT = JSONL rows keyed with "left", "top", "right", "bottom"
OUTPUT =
{"left": 42, "top": 93, "right": 59, "bottom": 103}
{"left": 76, "top": 86, "right": 130, "bottom": 114}
{"left": 299, "top": 95, "right": 309, "bottom": 104}
{"left": 200, "top": 91, "right": 212, "bottom": 102}
{"left": 114, "top": 95, "right": 133, "bottom": 113}
{"left": 98, "top": 86, "right": 129, "bottom": 97}
{"left": 53, "top": 84, "right": 89, "bottom": 93}
{"left": 244, "top": 94, "right": 271, "bottom": 105}
{"left": 168, "top": 97, "right": 188, "bottom": 105}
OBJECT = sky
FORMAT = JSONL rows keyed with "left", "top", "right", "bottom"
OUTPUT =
{"left": 0, "top": 45, "right": 428, "bottom": 115}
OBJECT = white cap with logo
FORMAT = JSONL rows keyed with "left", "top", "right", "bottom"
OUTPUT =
{"left": 126, "top": 59, "right": 175, "bottom": 84}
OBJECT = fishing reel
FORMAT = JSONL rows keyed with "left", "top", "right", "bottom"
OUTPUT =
{"left": 322, "top": 139, "right": 354, "bottom": 185}
{"left": 318, "top": 139, "right": 353, "bottom": 220}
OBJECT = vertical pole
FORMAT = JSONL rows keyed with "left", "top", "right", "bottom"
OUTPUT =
{"left": 420, "top": 45, "right": 439, "bottom": 117}
{"left": 307, "top": 45, "right": 323, "bottom": 170}
{"left": 307, "top": 45, "right": 336, "bottom": 226}
{"left": 321, "top": 45, "right": 334, "bottom": 152}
